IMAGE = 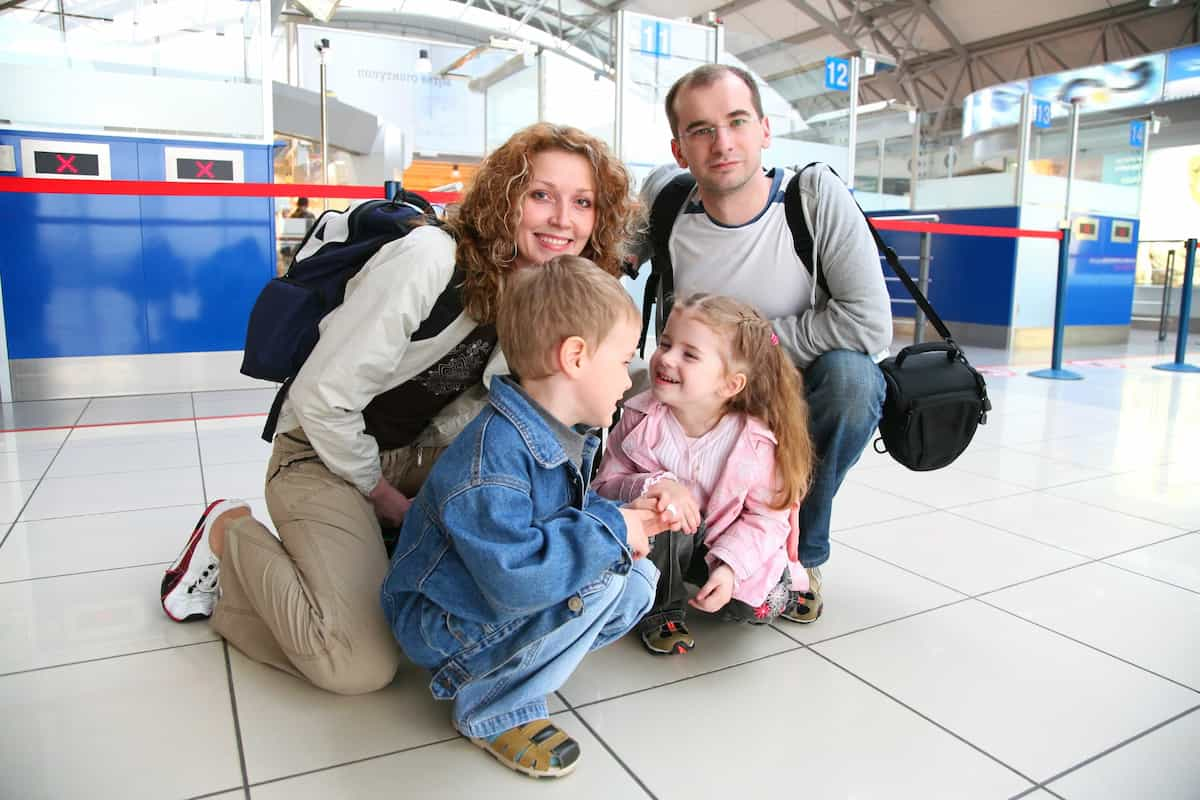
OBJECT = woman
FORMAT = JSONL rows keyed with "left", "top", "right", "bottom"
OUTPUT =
{"left": 160, "top": 123, "right": 639, "bottom": 695}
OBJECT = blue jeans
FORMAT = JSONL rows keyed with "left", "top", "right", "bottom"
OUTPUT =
{"left": 450, "top": 558, "right": 657, "bottom": 738}
{"left": 799, "top": 350, "right": 886, "bottom": 567}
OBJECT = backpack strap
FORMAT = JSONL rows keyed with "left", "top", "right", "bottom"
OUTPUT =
{"left": 639, "top": 172, "right": 696, "bottom": 357}
{"left": 783, "top": 162, "right": 831, "bottom": 297}
{"left": 259, "top": 263, "right": 467, "bottom": 444}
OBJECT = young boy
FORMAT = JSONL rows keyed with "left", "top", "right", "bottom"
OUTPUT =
{"left": 380, "top": 255, "right": 669, "bottom": 779}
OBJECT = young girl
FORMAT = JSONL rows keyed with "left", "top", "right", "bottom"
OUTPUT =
{"left": 593, "top": 293, "right": 814, "bottom": 655}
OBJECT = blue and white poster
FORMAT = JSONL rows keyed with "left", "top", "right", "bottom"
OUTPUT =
{"left": 1164, "top": 44, "right": 1200, "bottom": 101}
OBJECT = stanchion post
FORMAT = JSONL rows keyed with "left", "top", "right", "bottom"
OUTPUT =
{"left": 383, "top": 180, "right": 401, "bottom": 202}
{"left": 1030, "top": 226, "right": 1083, "bottom": 380}
{"left": 1153, "top": 237, "right": 1200, "bottom": 373}
{"left": 914, "top": 230, "right": 931, "bottom": 345}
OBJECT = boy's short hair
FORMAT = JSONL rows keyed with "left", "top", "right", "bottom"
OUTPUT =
{"left": 498, "top": 255, "right": 640, "bottom": 380}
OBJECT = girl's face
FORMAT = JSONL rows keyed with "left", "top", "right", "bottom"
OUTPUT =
{"left": 512, "top": 149, "right": 597, "bottom": 269}
{"left": 649, "top": 310, "right": 742, "bottom": 413}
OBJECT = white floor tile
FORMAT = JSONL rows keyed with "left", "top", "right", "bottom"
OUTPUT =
{"left": 0, "top": 479, "right": 40, "bottom": 523}
{"left": 66, "top": 419, "right": 196, "bottom": 445}
{"left": 249, "top": 709, "right": 645, "bottom": 800}
{"left": 949, "top": 446, "right": 1111, "bottom": 489}
{"left": 1048, "top": 709, "right": 1200, "bottom": 800}
{"left": 77, "top": 393, "right": 195, "bottom": 425}
{"left": 0, "top": 564, "right": 218, "bottom": 674}
{"left": 200, "top": 427, "right": 274, "bottom": 466}
{"left": 559, "top": 610, "right": 798, "bottom": 708}
{"left": 830, "top": 480, "right": 935, "bottom": 531}
{"left": 46, "top": 436, "right": 200, "bottom": 478}
{"left": 0, "top": 448, "right": 57, "bottom": 483}
{"left": 1049, "top": 469, "right": 1200, "bottom": 530}
{"left": 20, "top": 466, "right": 204, "bottom": 520}
{"left": 951, "top": 493, "right": 1182, "bottom": 559}
{"left": 0, "top": 428, "right": 70, "bottom": 453}
{"left": 1105, "top": 533, "right": 1200, "bottom": 593}
{"left": 0, "top": 643, "right": 242, "bottom": 800}
{"left": 192, "top": 387, "right": 276, "bottom": 418}
{"left": 984, "top": 562, "right": 1200, "bottom": 690}
{"left": 0, "top": 399, "right": 88, "bottom": 430}
{"left": 0, "top": 505, "right": 200, "bottom": 582}
{"left": 772, "top": 546, "right": 965, "bottom": 644}
{"left": 203, "top": 459, "right": 268, "bottom": 501}
{"left": 836, "top": 511, "right": 1087, "bottom": 595}
{"left": 578, "top": 649, "right": 1033, "bottom": 799}
{"left": 230, "top": 648, "right": 452, "bottom": 784}
{"left": 812, "top": 601, "right": 1199, "bottom": 781}
{"left": 848, "top": 466, "right": 1028, "bottom": 510}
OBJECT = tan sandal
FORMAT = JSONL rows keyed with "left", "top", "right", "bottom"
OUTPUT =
{"left": 468, "top": 719, "right": 581, "bottom": 778}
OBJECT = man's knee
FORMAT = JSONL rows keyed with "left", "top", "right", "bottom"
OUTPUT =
{"left": 805, "top": 351, "right": 885, "bottom": 425}
{"left": 304, "top": 643, "right": 400, "bottom": 695}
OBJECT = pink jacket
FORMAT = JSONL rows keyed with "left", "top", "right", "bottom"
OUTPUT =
{"left": 593, "top": 391, "right": 807, "bottom": 607}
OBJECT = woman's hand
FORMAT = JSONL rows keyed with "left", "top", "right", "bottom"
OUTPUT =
{"left": 689, "top": 564, "right": 734, "bottom": 613}
{"left": 368, "top": 478, "right": 412, "bottom": 528}
{"left": 642, "top": 479, "right": 701, "bottom": 534}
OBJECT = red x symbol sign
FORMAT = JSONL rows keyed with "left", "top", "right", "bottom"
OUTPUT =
{"left": 194, "top": 161, "right": 214, "bottom": 179}
{"left": 55, "top": 154, "right": 78, "bottom": 174}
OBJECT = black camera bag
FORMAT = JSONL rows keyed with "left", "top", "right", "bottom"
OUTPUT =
{"left": 865, "top": 218, "right": 991, "bottom": 471}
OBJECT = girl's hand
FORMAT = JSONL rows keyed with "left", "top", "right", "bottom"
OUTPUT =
{"left": 689, "top": 564, "right": 735, "bottom": 613}
{"left": 643, "top": 479, "right": 701, "bottom": 534}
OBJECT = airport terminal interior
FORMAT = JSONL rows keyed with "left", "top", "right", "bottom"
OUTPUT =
{"left": 2, "top": 1, "right": 1199, "bottom": 798}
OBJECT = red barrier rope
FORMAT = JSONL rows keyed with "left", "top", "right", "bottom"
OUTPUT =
{"left": 871, "top": 217, "right": 1063, "bottom": 240}
{"left": 0, "top": 176, "right": 461, "bottom": 204}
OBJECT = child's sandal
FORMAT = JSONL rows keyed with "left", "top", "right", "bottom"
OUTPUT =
{"left": 469, "top": 719, "right": 581, "bottom": 778}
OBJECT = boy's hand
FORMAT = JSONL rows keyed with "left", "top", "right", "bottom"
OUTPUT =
{"left": 368, "top": 478, "right": 412, "bottom": 528}
{"left": 689, "top": 564, "right": 735, "bottom": 613}
{"left": 619, "top": 507, "right": 673, "bottom": 559}
{"left": 643, "top": 479, "right": 701, "bottom": 534}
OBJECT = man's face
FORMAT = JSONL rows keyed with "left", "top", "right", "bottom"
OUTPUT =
{"left": 669, "top": 72, "right": 772, "bottom": 198}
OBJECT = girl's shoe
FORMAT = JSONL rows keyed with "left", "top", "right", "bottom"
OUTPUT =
{"left": 468, "top": 720, "right": 581, "bottom": 779}
{"left": 639, "top": 618, "right": 695, "bottom": 655}
{"left": 780, "top": 566, "right": 823, "bottom": 624}
{"left": 160, "top": 499, "right": 248, "bottom": 622}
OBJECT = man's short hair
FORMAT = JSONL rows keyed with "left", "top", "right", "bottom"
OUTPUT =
{"left": 498, "top": 255, "right": 639, "bottom": 380}
{"left": 664, "top": 64, "right": 765, "bottom": 139}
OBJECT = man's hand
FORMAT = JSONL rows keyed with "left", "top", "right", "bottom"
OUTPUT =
{"left": 368, "top": 478, "right": 412, "bottom": 528}
{"left": 619, "top": 506, "right": 673, "bottom": 559}
{"left": 643, "top": 479, "right": 701, "bottom": 534}
{"left": 689, "top": 564, "right": 735, "bottom": 613}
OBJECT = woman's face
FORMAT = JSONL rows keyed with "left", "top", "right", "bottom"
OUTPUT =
{"left": 512, "top": 149, "right": 597, "bottom": 269}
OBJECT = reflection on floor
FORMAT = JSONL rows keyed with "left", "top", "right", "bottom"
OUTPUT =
{"left": 1, "top": 340, "right": 1198, "bottom": 799}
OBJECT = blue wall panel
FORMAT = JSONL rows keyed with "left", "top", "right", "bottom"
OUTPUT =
{"left": 869, "top": 206, "right": 1019, "bottom": 328}
{"left": 0, "top": 132, "right": 149, "bottom": 358}
{"left": 1065, "top": 214, "right": 1139, "bottom": 326}
{"left": 136, "top": 142, "right": 274, "bottom": 353}
{"left": 0, "top": 131, "right": 275, "bottom": 359}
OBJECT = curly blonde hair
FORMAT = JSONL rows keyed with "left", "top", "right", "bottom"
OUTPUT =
{"left": 446, "top": 123, "right": 640, "bottom": 324}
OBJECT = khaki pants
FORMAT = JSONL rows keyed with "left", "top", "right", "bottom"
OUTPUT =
{"left": 210, "top": 430, "right": 442, "bottom": 695}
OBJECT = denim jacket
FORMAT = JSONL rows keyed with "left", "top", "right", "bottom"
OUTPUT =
{"left": 381, "top": 376, "right": 633, "bottom": 698}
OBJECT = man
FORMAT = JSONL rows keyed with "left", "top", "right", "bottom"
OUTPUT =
{"left": 639, "top": 64, "right": 893, "bottom": 623}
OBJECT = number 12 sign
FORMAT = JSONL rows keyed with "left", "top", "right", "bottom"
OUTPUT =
{"left": 824, "top": 57, "right": 850, "bottom": 92}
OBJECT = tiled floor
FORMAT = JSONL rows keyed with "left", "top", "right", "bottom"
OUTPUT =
{"left": 1, "top": 349, "right": 1199, "bottom": 800}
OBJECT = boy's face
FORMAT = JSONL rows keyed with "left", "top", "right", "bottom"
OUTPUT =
{"left": 575, "top": 315, "right": 639, "bottom": 428}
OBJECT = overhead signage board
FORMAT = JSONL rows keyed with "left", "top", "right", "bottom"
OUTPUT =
{"left": 1164, "top": 43, "right": 1200, "bottom": 101}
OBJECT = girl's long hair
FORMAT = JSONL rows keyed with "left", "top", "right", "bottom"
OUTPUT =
{"left": 447, "top": 122, "right": 641, "bottom": 324}
{"left": 673, "top": 294, "right": 815, "bottom": 509}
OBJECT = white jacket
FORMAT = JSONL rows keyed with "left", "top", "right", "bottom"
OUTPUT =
{"left": 276, "top": 224, "right": 508, "bottom": 495}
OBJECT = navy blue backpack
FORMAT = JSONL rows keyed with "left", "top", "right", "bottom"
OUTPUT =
{"left": 241, "top": 190, "right": 454, "bottom": 442}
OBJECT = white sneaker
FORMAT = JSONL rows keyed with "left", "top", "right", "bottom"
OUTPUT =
{"left": 161, "top": 499, "right": 248, "bottom": 622}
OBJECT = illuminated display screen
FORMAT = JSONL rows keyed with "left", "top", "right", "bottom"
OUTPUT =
{"left": 175, "top": 158, "right": 235, "bottom": 181}
{"left": 1114, "top": 224, "right": 1131, "bottom": 237}
{"left": 1079, "top": 222, "right": 1097, "bottom": 235}
{"left": 33, "top": 151, "right": 100, "bottom": 176}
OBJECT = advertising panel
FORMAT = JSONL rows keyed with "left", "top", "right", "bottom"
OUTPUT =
{"left": 1164, "top": 43, "right": 1200, "bottom": 101}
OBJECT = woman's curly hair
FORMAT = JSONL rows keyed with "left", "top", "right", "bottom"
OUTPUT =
{"left": 447, "top": 123, "right": 641, "bottom": 324}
